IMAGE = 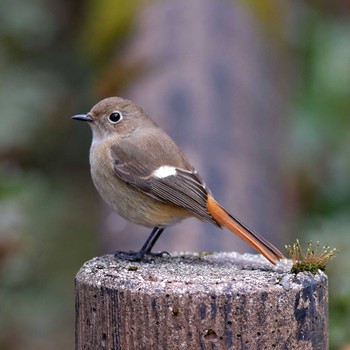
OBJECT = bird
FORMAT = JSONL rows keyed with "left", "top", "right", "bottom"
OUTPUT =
{"left": 72, "top": 96, "right": 285, "bottom": 264}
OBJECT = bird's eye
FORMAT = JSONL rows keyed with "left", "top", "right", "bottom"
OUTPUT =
{"left": 109, "top": 111, "right": 123, "bottom": 124}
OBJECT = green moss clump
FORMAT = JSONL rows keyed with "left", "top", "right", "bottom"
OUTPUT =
{"left": 285, "top": 239, "right": 337, "bottom": 275}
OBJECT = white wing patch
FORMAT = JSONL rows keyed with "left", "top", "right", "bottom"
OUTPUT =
{"left": 152, "top": 166, "right": 177, "bottom": 178}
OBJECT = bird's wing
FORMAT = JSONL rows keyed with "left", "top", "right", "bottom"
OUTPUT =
{"left": 110, "top": 143, "right": 218, "bottom": 225}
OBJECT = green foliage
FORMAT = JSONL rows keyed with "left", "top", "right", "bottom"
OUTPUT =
{"left": 289, "top": 7, "right": 350, "bottom": 347}
{"left": 0, "top": 0, "right": 100, "bottom": 349}
{"left": 80, "top": 0, "right": 142, "bottom": 63}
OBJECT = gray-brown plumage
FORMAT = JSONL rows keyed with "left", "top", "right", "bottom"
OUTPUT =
{"left": 72, "top": 96, "right": 285, "bottom": 264}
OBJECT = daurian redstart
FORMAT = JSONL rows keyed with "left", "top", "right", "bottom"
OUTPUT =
{"left": 72, "top": 97, "right": 284, "bottom": 264}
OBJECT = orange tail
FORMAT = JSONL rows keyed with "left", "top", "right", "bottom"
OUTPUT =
{"left": 207, "top": 195, "right": 285, "bottom": 265}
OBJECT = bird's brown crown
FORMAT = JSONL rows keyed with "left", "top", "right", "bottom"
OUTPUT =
{"left": 87, "top": 97, "right": 156, "bottom": 138}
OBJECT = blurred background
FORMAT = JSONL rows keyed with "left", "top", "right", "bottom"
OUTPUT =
{"left": 0, "top": 0, "right": 349, "bottom": 349}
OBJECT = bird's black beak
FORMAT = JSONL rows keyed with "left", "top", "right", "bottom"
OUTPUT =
{"left": 71, "top": 114, "right": 94, "bottom": 122}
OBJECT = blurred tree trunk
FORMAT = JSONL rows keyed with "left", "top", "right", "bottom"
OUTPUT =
{"left": 101, "top": 0, "right": 294, "bottom": 254}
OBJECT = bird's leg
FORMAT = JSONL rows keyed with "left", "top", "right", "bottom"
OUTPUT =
{"left": 114, "top": 227, "right": 169, "bottom": 261}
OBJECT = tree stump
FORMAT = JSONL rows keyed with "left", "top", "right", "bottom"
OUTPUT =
{"left": 75, "top": 252, "right": 328, "bottom": 350}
